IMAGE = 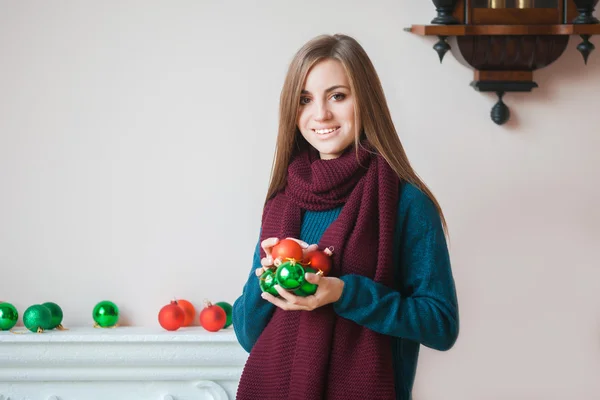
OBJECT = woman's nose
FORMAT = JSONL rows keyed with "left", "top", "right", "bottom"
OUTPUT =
{"left": 314, "top": 102, "right": 332, "bottom": 121}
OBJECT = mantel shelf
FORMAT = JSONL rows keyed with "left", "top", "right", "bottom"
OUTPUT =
{"left": 404, "top": 24, "right": 600, "bottom": 36}
{"left": 0, "top": 326, "right": 248, "bottom": 400}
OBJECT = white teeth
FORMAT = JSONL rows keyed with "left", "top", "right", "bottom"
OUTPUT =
{"left": 314, "top": 127, "right": 338, "bottom": 134}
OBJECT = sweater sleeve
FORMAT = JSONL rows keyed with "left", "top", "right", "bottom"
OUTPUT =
{"left": 232, "top": 232, "right": 276, "bottom": 353}
{"left": 332, "top": 187, "right": 459, "bottom": 351}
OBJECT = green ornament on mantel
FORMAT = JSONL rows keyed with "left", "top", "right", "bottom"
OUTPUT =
{"left": 0, "top": 302, "right": 19, "bottom": 331}
{"left": 42, "top": 301, "right": 65, "bottom": 330}
{"left": 93, "top": 300, "right": 119, "bottom": 328}
{"left": 215, "top": 301, "right": 233, "bottom": 328}
{"left": 23, "top": 304, "right": 52, "bottom": 333}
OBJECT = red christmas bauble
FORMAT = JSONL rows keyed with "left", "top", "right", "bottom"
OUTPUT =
{"left": 176, "top": 299, "right": 196, "bottom": 327}
{"left": 199, "top": 301, "right": 227, "bottom": 332}
{"left": 158, "top": 301, "right": 185, "bottom": 331}
{"left": 303, "top": 249, "right": 332, "bottom": 275}
{"left": 271, "top": 238, "right": 303, "bottom": 262}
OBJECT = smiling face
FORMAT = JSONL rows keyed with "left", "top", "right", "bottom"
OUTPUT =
{"left": 296, "top": 58, "right": 358, "bottom": 160}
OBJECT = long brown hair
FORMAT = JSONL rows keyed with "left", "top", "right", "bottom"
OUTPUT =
{"left": 266, "top": 34, "right": 448, "bottom": 234}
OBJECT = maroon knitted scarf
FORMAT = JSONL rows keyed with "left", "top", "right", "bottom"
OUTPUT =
{"left": 237, "top": 143, "right": 400, "bottom": 400}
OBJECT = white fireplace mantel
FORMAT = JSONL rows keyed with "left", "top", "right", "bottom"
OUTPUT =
{"left": 0, "top": 326, "right": 249, "bottom": 400}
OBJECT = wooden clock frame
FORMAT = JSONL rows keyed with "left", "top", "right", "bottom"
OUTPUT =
{"left": 405, "top": 0, "right": 600, "bottom": 124}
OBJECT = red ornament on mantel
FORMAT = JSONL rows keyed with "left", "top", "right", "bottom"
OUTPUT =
{"left": 176, "top": 299, "right": 196, "bottom": 327}
{"left": 199, "top": 300, "right": 227, "bottom": 332}
{"left": 158, "top": 300, "right": 185, "bottom": 331}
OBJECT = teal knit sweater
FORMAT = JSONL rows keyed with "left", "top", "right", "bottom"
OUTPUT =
{"left": 233, "top": 182, "right": 459, "bottom": 399}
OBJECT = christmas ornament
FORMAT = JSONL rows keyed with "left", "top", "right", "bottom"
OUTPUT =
{"left": 93, "top": 301, "right": 119, "bottom": 328}
{"left": 302, "top": 247, "right": 333, "bottom": 276}
{"left": 0, "top": 302, "right": 18, "bottom": 331}
{"left": 271, "top": 238, "right": 303, "bottom": 263}
{"left": 199, "top": 300, "right": 227, "bottom": 332}
{"left": 215, "top": 301, "right": 233, "bottom": 328}
{"left": 275, "top": 260, "right": 305, "bottom": 290}
{"left": 158, "top": 300, "right": 185, "bottom": 331}
{"left": 176, "top": 299, "right": 196, "bottom": 327}
{"left": 23, "top": 304, "right": 52, "bottom": 333}
{"left": 259, "top": 269, "right": 279, "bottom": 297}
{"left": 42, "top": 302, "right": 65, "bottom": 330}
{"left": 294, "top": 267, "right": 319, "bottom": 297}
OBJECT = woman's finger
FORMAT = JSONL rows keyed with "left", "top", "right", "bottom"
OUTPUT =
{"left": 274, "top": 285, "right": 310, "bottom": 307}
{"left": 261, "top": 237, "right": 279, "bottom": 258}
{"left": 260, "top": 256, "right": 273, "bottom": 268}
{"left": 262, "top": 290, "right": 309, "bottom": 311}
{"left": 302, "top": 243, "right": 319, "bottom": 257}
{"left": 304, "top": 271, "right": 321, "bottom": 284}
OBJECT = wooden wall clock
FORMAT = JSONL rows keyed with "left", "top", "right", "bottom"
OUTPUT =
{"left": 406, "top": 0, "right": 600, "bottom": 124}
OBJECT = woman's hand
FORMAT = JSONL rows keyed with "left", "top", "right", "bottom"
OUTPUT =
{"left": 255, "top": 237, "right": 318, "bottom": 277}
{"left": 260, "top": 272, "right": 345, "bottom": 311}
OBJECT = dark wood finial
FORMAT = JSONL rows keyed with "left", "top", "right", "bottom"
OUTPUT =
{"left": 491, "top": 92, "right": 510, "bottom": 125}
{"left": 433, "top": 36, "right": 451, "bottom": 63}
{"left": 577, "top": 34, "right": 595, "bottom": 64}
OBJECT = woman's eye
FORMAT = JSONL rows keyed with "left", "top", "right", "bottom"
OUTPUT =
{"left": 331, "top": 93, "right": 346, "bottom": 101}
{"left": 300, "top": 97, "right": 311, "bottom": 105}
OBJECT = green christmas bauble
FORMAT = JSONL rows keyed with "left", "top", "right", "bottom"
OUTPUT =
{"left": 23, "top": 304, "right": 52, "bottom": 332}
{"left": 294, "top": 267, "right": 318, "bottom": 297}
{"left": 93, "top": 301, "right": 119, "bottom": 327}
{"left": 275, "top": 261, "right": 305, "bottom": 290}
{"left": 0, "top": 302, "right": 18, "bottom": 331}
{"left": 42, "top": 302, "right": 63, "bottom": 329}
{"left": 215, "top": 301, "right": 233, "bottom": 328}
{"left": 259, "top": 269, "right": 279, "bottom": 297}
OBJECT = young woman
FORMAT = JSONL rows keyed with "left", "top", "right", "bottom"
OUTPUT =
{"left": 232, "top": 34, "right": 459, "bottom": 400}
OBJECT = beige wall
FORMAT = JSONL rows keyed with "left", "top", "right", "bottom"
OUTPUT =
{"left": 1, "top": 1, "right": 599, "bottom": 398}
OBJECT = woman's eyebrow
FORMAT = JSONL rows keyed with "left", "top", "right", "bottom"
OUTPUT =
{"left": 301, "top": 85, "right": 350, "bottom": 95}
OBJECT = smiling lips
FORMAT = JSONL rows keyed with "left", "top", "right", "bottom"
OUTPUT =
{"left": 313, "top": 127, "right": 340, "bottom": 135}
